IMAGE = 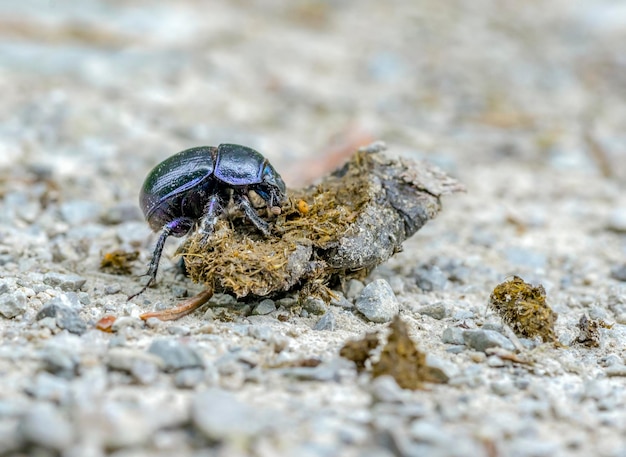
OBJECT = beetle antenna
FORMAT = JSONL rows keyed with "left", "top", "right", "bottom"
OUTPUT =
{"left": 127, "top": 226, "right": 172, "bottom": 300}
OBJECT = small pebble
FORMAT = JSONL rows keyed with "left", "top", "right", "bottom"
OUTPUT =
{"left": 504, "top": 247, "right": 547, "bottom": 269}
{"left": 0, "top": 418, "right": 22, "bottom": 455}
{"left": 207, "top": 293, "right": 237, "bottom": 307}
{"left": 453, "top": 310, "right": 474, "bottom": 321}
{"left": 50, "top": 240, "right": 78, "bottom": 263}
{"left": 106, "top": 348, "right": 163, "bottom": 384}
{"left": 330, "top": 292, "right": 353, "bottom": 309}
{"left": 606, "top": 208, "right": 626, "bottom": 233}
{"left": 491, "top": 379, "right": 517, "bottom": 396}
{"left": 191, "top": 388, "right": 266, "bottom": 440}
{"left": 77, "top": 292, "right": 91, "bottom": 305}
{"left": 43, "top": 273, "right": 86, "bottom": 292}
{"left": 98, "top": 402, "right": 155, "bottom": 449}
{"left": 65, "top": 226, "right": 104, "bottom": 247}
{"left": 599, "top": 354, "right": 623, "bottom": 367}
{"left": 63, "top": 292, "right": 83, "bottom": 309}
{"left": 588, "top": 306, "right": 610, "bottom": 322}
{"left": 438, "top": 258, "right": 471, "bottom": 284}
{"left": 280, "top": 360, "right": 344, "bottom": 382}
{"left": 171, "top": 285, "right": 188, "bottom": 298}
{"left": 41, "top": 346, "right": 78, "bottom": 379}
{"left": 167, "top": 325, "right": 191, "bottom": 336}
{"left": 610, "top": 264, "right": 626, "bottom": 282}
{"left": 25, "top": 372, "right": 71, "bottom": 404}
{"left": 36, "top": 301, "right": 87, "bottom": 335}
{"left": 445, "top": 345, "right": 466, "bottom": 354}
{"left": 413, "top": 265, "right": 448, "bottom": 291}
{"left": 615, "top": 313, "right": 626, "bottom": 325}
{"left": 0, "top": 292, "right": 27, "bottom": 319}
{"left": 388, "top": 276, "right": 406, "bottom": 295}
{"left": 409, "top": 420, "right": 448, "bottom": 444}
{"left": 559, "top": 332, "right": 575, "bottom": 347}
{"left": 248, "top": 325, "right": 274, "bottom": 341}
{"left": 59, "top": 200, "right": 101, "bottom": 225}
{"left": 605, "top": 365, "right": 626, "bottom": 377}
{"left": 275, "top": 297, "right": 298, "bottom": 308}
{"left": 144, "top": 317, "right": 165, "bottom": 329}
{"left": 116, "top": 222, "right": 150, "bottom": 246}
{"left": 174, "top": 368, "right": 205, "bottom": 388}
{"left": 487, "top": 355, "right": 506, "bottom": 367}
{"left": 417, "top": 302, "right": 447, "bottom": 320}
{"left": 314, "top": 310, "right": 336, "bottom": 331}
{"left": 111, "top": 316, "right": 144, "bottom": 332}
{"left": 481, "top": 322, "right": 504, "bottom": 333}
{"left": 100, "top": 202, "right": 142, "bottom": 224}
{"left": 441, "top": 327, "right": 465, "bottom": 345}
{"left": 303, "top": 297, "right": 327, "bottom": 315}
{"left": 19, "top": 402, "right": 74, "bottom": 451}
{"left": 355, "top": 279, "right": 399, "bottom": 323}
{"left": 344, "top": 279, "right": 365, "bottom": 299}
{"left": 252, "top": 299, "right": 276, "bottom": 315}
{"left": 583, "top": 379, "right": 612, "bottom": 401}
{"left": 370, "top": 375, "right": 409, "bottom": 403}
{"left": 108, "top": 334, "right": 127, "bottom": 348}
{"left": 148, "top": 339, "right": 204, "bottom": 372}
{"left": 426, "top": 354, "right": 460, "bottom": 379}
{"left": 468, "top": 351, "right": 487, "bottom": 363}
{"left": 103, "top": 284, "right": 121, "bottom": 295}
{"left": 463, "top": 330, "right": 515, "bottom": 352}
{"left": 42, "top": 294, "right": 81, "bottom": 312}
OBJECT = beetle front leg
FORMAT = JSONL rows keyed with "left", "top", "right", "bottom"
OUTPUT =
{"left": 198, "top": 194, "right": 224, "bottom": 246}
{"left": 128, "top": 218, "right": 192, "bottom": 300}
{"left": 234, "top": 192, "right": 270, "bottom": 235}
{"left": 128, "top": 225, "right": 172, "bottom": 300}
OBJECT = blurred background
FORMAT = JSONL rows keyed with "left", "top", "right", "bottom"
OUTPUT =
{"left": 1, "top": 0, "right": 624, "bottom": 194}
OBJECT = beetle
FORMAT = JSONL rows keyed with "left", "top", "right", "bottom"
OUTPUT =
{"left": 128, "top": 143, "right": 286, "bottom": 300}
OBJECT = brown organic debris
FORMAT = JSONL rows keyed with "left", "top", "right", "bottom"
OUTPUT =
{"left": 372, "top": 316, "right": 448, "bottom": 389}
{"left": 180, "top": 142, "right": 463, "bottom": 302}
{"left": 485, "top": 347, "right": 533, "bottom": 365}
{"left": 272, "top": 357, "right": 323, "bottom": 369}
{"left": 339, "top": 331, "right": 380, "bottom": 372}
{"left": 95, "top": 315, "right": 116, "bottom": 332}
{"left": 576, "top": 314, "right": 611, "bottom": 348}
{"left": 100, "top": 250, "right": 139, "bottom": 275}
{"left": 140, "top": 288, "right": 213, "bottom": 321}
{"left": 489, "top": 276, "right": 557, "bottom": 343}
{"left": 340, "top": 316, "right": 448, "bottom": 390}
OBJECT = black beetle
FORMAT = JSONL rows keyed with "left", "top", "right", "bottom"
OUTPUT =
{"left": 129, "top": 143, "right": 286, "bottom": 299}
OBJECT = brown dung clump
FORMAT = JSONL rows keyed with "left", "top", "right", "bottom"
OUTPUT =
{"left": 339, "top": 331, "right": 380, "bottom": 372}
{"left": 372, "top": 316, "right": 449, "bottom": 389}
{"left": 100, "top": 250, "right": 139, "bottom": 275}
{"left": 180, "top": 142, "right": 463, "bottom": 302}
{"left": 576, "top": 314, "right": 612, "bottom": 347}
{"left": 340, "top": 316, "right": 448, "bottom": 389}
{"left": 488, "top": 276, "right": 557, "bottom": 343}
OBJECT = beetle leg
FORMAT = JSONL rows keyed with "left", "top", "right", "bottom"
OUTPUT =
{"left": 128, "top": 217, "right": 193, "bottom": 300}
{"left": 198, "top": 194, "right": 224, "bottom": 246}
{"left": 235, "top": 192, "right": 270, "bottom": 235}
{"left": 127, "top": 225, "right": 172, "bottom": 300}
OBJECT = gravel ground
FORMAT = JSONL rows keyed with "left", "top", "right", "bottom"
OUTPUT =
{"left": 1, "top": 1, "right": 626, "bottom": 456}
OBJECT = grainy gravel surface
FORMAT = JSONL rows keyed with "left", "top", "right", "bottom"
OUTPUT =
{"left": 1, "top": 1, "right": 626, "bottom": 456}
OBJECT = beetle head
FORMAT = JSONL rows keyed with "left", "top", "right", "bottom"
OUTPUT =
{"left": 254, "top": 162, "right": 286, "bottom": 213}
